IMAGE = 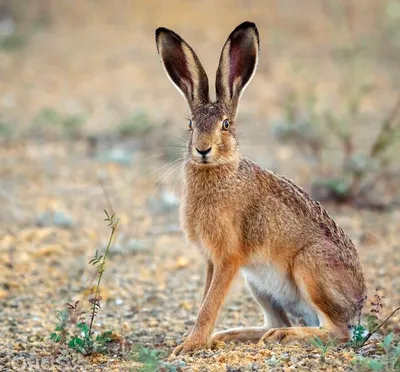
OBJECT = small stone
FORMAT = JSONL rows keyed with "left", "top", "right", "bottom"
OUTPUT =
{"left": 35, "top": 210, "right": 75, "bottom": 228}
{"left": 175, "top": 256, "right": 190, "bottom": 269}
{"left": 115, "top": 298, "right": 124, "bottom": 305}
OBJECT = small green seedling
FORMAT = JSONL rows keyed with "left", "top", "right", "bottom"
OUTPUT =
{"left": 310, "top": 336, "right": 336, "bottom": 362}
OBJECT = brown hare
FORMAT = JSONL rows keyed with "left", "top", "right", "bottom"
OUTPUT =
{"left": 155, "top": 21, "right": 366, "bottom": 355}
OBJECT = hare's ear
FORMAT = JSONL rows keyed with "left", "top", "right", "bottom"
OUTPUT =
{"left": 216, "top": 22, "right": 259, "bottom": 119}
{"left": 156, "top": 27, "right": 209, "bottom": 112}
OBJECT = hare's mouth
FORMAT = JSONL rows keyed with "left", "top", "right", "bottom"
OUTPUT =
{"left": 195, "top": 158, "right": 212, "bottom": 165}
{"left": 191, "top": 156, "right": 214, "bottom": 166}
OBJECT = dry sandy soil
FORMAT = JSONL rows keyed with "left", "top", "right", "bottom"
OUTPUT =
{"left": 0, "top": 1, "right": 399, "bottom": 371}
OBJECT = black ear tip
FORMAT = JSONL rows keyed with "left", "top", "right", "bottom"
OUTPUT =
{"left": 235, "top": 21, "right": 257, "bottom": 32}
{"left": 231, "top": 21, "right": 259, "bottom": 47}
{"left": 155, "top": 27, "right": 183, "bottom": 44}
{"left": 155, "top": 27, "right": 168, "bottom": 39}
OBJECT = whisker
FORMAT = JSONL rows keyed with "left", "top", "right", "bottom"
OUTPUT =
{"left": 131, "top": 144, "right": 187, "bottom": 150}
{"left": 142, "top": 153, "right": 166, "bottom": 161}
{"left": 169, "top": 162, "right": 185, "bottom": 220}
{"left": 172, "top": 161, "right": 185, "bottom": 196}
{"left": 146, "top": 157, "right": 184, "bottom": 177}
{"left": 151, "top": 160, "right": 184, "bottom": 199}
{"left": 131, "top": 156, "right": 184, "bottom": 191}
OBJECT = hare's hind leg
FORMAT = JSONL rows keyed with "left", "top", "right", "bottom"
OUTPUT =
{"left": 258, "top": 292, "right": 350, "bottom": 345}
{"left": 248, "top": 280, "right": 292, "bottom": 329}
{"left": 259, "top": 306, "right": 349, "bottom": 344}
{"left": 212, "top": 326, "right": 270, "bottom": 343}
{"left": 212, "top": 281, "right": 291, "bottom": 344}
{"left": 259, "top": 323, "right": 349, "bottom": 344}
{"left": 260, "top": 245, "right": 360, "bottom": 345}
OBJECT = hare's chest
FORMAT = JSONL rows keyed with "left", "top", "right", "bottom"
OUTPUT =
{"left": 181, "top": 196, "right": 238, "bottom": 255}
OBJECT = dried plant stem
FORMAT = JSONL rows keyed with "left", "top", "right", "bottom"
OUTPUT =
{"left": 369, "top": 96, "right": 400, "bottom": 158}
{"left": 361, "top": 306, "right": 400, "bottom": 346}
{"left": 349, "top": 96, "right": 400, "bottom": 199}
{"left": 89, "top": 212, "right": 119, "bottom": 337}
{"left": 99, "top": 178, "right": 114, "bottom": 216}
{"left": 343, "top": 0, "right": 355, "bottom": 40}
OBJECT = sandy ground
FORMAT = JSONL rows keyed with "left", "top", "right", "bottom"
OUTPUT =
{"left": 0, "top": 141, "right": 399, "bottom": 371}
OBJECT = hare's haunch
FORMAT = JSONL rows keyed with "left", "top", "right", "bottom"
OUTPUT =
{"left": 155, "top": 21, "right": 366, "bottom": 355}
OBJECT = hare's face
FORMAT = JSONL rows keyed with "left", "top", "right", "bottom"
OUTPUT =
{"left": 188, "top": 103, "right": 238, "bottom": 165}
{"left": 156, "top": 22, "right": 259, "bottom": 167}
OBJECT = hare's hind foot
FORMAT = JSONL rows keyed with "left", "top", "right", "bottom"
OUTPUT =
{"left": 259, "top": 325, "right": 349, "bottom": 345}
{"left": 212, "top": 326, "right": 270, "bottom": 344}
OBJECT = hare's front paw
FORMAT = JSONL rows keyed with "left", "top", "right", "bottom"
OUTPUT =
{"left": 172, "top": 335, "right": 209, "bottom": 356}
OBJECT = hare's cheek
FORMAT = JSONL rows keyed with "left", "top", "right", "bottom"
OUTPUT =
{"left": 221, "top": 137, "right": 235, "bottom": 153}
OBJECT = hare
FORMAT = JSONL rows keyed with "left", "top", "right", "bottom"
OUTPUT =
{"left": 155, "top": 21, "right": 366, "bottom": 355}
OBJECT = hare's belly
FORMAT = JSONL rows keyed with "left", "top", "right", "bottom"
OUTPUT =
{"left": 241, "top": 263, "right": 319, "bottom": 325}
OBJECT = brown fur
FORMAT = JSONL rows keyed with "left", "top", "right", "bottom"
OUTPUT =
{"left": 155, "top": 22, "right": 366, "bottom": 355}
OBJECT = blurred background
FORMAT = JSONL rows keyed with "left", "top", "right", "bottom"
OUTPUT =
{"left": 0, "top": 0, "right": 399, "bottom": 370}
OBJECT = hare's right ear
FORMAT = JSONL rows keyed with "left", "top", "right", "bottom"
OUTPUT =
{"left": 216, "top": 22, "right": 259, "bottom": 119}
{"left": 155, "top": 28, "right": 209, "bottom": 112}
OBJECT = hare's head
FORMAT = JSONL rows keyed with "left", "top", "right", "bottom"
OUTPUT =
{"left": 156, "top": 22, "right": 259, "bottom": 166}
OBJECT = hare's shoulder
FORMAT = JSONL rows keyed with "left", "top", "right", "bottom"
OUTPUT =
{"left": 243, "top": 159, "right": 354, "bottom": 250}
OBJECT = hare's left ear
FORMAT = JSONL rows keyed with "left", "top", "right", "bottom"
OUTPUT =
{"left": 216, "top": 22, "right": 259, "bottom": 119}
{"left": 156, "top": 27, "right": 209, "bottom": 112}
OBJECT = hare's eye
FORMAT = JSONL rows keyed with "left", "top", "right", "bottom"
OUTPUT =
{"left": 222, "top": 119, "right": 230, "bottom": 131}
{"left": 188, "top": 119, "right": 193, "bottom": 131}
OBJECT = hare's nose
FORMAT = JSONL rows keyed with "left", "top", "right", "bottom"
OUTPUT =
{"left": 196, "top": 147, "right": 212, "bottom": 156}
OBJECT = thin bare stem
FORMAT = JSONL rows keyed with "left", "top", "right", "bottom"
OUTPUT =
{"left": 89, "top": 211, "right": 119, "bottom": 336}
{"left": 348, "top": 96, "right": 400, "bottom": 199}
{"left": 361, "top": 306, "right": 400, "bottom": 346}
{"left": 369, "top": 96, "right": 400, "bottom": 158}
{"left": 99, "top": 179, "right": 114, "bottom": 216}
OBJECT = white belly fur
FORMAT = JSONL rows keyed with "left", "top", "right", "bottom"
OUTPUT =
{"left": 241, "top": 263, "right": 319, "bottom": 326}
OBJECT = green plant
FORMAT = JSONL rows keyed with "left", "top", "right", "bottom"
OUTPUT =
{"left": 130, "top": 345, "right": 183, "bottom": 372}
{"left": 117, "top": 110, "right": 154, "bottom": 138}
{"left": 265, "top": 353, "right": 289, "bottom": 368}
{"left": 130, "top": 345, "right": 165, "bottom": 372}
{"left": 275, "top": 84, "right": 400, "bottom": 208}
{"left": 34, "top": 107, "right": 86, "bottom": 139}
{"left": 0, "top": 1, "right": 51, "bottom": 53}
{"left": 353, "top": 356, "right": 388, "bottom": 371}
{"left": 68, "top": 322, "right": 112, "bottom": 356}
{"left": 360, "top": 306, "right": 400, "bottom": 348}
{"left": 0, "top": 121, "right": 15, "bottom": 140}
{"left": 310, "top": 336, "right": 336, "bottom": 362}
{"left": 130, "top": 345, "right": 184, "bottom": 372}
{"left": 350, "top": 289, "right": 400, "bottom": 348}
{"left": 352, "top": 323, "right": 367, "bottom": 347}
{"left": 273, "top": 85, "right": 324, "bottom": 166}
{"left": 273, "top": 2, "right": 400, "bottom": 210}
{"left": 0, "top": 33, "right": 28, "bottom": 51}
{"left": 50, "top": 309, "right": 69, "bottom": 344}
{"left": 50, "top": 210, "right": 119, "bottom": 356}
{"left": 353, "top": 332, "right": 400, "bottom": 371}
